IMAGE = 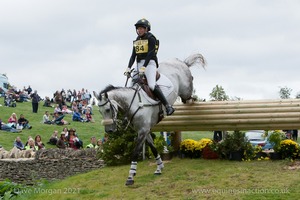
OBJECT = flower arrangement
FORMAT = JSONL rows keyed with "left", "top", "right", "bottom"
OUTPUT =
{"left": 180, "top": 139, "right": 198, "bottom": 158}
{"left": 180, "top": 138, "right": 213, "bottom": 158}
{"left": 267, "top": 130, "right": 286, "bottom": 152}
{"left": 279, "top": 139, "right": 299, "bottom": 159}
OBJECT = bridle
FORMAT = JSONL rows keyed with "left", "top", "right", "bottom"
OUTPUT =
{"left": 98, "top": 96, "right": 119, "bottom": 128}
{"left": 98, "top": 88, "right": 143, "bottom": 131}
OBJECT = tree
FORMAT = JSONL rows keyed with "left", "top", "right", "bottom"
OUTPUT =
{"left": 209, "top": 85, "right": 229, "bottom": 101}
{"left": 279, "top": 86, "right": 292, "bottom": 99}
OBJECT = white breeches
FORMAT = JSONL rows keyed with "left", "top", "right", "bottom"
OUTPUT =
{"left": 132, "top": 60, "right": 157, "bottom": 91}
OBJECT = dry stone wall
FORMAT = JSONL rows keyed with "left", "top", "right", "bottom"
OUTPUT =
{"left": 0, "top": 148, "right": 105, "bottom": 185}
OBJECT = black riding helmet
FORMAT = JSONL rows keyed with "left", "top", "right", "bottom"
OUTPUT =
{"left": 134, "top": 18, "right": 151, "bottom": 31}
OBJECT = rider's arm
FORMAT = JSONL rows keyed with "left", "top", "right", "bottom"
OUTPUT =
{"left": 128, "top": 46, "right": 136, "bottom": 68}
{"left": 143, "top": 36, "right": 156, "bottom": 67}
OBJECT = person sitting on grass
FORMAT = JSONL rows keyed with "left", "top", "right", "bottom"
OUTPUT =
{"left": 72, "top": 109, "right": 86, "bottom": 122}
{"left": 43, "top": 111, "right": 52, "bottom": 124}
{"left": 7, "top": 113, "right": 18, "bottom": 128}
{"left": 18, "top": 114, "right": 32, "bottom": 129}
{"left": 14, "top": 136, "right": 24, "bottom": 150}
{"left": 53, "top": 112, "right": 69, "bottom": 125}
{"left": 86, "top": 136, "right": 99, "bottom": 148}
{"left": 35, "top": 135, "right": 45, "bottom": 150}
{"left": 24, "top": 138, "right": 38, "bottom": 151}
{"left": 0, "top": 118, "right": 21, "bottom": 133}
{"left": 56, "top": 132, "right": 68, "bottom": 149}
{"left": 85, "top": 109, "right": 94, "bottom": 123}
{"left": 47, "top": 130, "right": 59, "bottom": 145}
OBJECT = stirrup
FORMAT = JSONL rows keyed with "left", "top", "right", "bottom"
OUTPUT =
{"left": 166, "top": 105, "right": 175, "bottom": 116}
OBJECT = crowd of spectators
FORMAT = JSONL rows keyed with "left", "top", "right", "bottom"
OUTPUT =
{"left": 1, "top": 86, "right": 105, "bottom": 154}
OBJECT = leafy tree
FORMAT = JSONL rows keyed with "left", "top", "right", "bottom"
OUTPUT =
{"left": 296, "top": 92, "right": 300, "bottom": 99}
{"left": 279, "top": 86, "right": 292, "bottom": 99}
{"left": 209, "top": 85, "right": 229, "bottom": 101}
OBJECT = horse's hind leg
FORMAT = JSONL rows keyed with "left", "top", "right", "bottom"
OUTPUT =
{"left": 146, "top": 133, "right": 164, "bottom": 175}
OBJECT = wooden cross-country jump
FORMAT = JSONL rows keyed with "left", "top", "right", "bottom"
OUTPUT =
{"left": 152, "top": 99, "right": 300, "bottom": 132}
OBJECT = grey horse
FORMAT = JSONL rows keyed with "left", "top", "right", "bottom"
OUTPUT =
{"left": 93, "top": 53, "right": 206, "bottom": 186}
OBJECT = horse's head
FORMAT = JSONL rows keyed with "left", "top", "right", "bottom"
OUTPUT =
{"left": 93, "top": 90, "right": 119, "bottom": 133}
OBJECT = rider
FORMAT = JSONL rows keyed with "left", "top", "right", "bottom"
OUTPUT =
{"left": 125, "top": 18, "right": 175, "bottom": 116}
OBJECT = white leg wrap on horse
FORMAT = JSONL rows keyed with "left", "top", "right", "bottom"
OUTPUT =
{"left": 154, "top": 155, "right": 164, "bottom": 175}
{"left": 129, "top": 161, "right": 137, "bottom": 177}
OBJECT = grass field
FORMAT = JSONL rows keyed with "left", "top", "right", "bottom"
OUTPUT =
{"left": 0, "top": 99, "right": 213, "bottom": 150}
{"left": 16, "top": 158, "right": 300, "bottom": 200}
{"left": 1, "top": 99, "right": 300, "bottom": 199}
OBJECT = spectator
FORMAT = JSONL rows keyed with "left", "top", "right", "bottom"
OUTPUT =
{"left": 56, "top": 132, "right": 68, "bottom": 149}
{"left": 61, "top": 127, "right": 69, "bottom": 137}
{"left": 0, "top": 118, "right": 21, "bottom": 133}
{"left": 43, "top": 111, "right": 52, "bottom": 124}
{"left": 62, "top": 105, "right": 72, "bottom": 114}
{"left": 43, "top": 96, "right": 52, "bottom": 107}
{"left": 8, "top": 113, "right": 18, "bottom": 128}
{"left": 54, "top": 104, "right": 62, "bottom": 114}
{"left": 18, "top": 114, "right": 32, "bottom": 129}
{"left": 30, "top": 90, "right": 41, "bottom": 113}
{"left": 52, "top": 112, "right": 69, "bottom": 125}
{"left": 35, "top": 135, "right": 45, "bottom": 150}
{"left": 14, "top": 136, "right": 24, "bottom": 150}
{"left": 72, "top": 110, "right": 86, "bottom": 122}
{"left": 85, "top": 110, "right": 94, "bottom": 123}
{"left": 102, "top": 133, "right": 109, "bottom": 144}
{"left": 97, "top": 139, "right": 103, "bottom": 147}
{"left": 47, "top": 130, "right": 58, "bottom": 145}
{"left": 292, "top": 130, "right": 298, "bottom": 141}
{"left": 86, "top": 136, "right": 98, "bottom": 148}
{"left": 24, "top": 138, "right": 38, "bottom": 151}
{"left": 26, "top": 85, "right": 32, "bottom": 95}
{"left": 213, "top": 131, "right": 222, "bottom": 142}
{"left": 67, "top": 128, "right": 82, "bottom": 149}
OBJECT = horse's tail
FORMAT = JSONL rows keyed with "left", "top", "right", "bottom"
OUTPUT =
{"left": 184, "top": 53, "right": 206, "bottom": 69}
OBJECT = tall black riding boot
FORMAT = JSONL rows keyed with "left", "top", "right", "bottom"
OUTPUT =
{"left": 153, "top": 85, "right": 175, "bottom": 116}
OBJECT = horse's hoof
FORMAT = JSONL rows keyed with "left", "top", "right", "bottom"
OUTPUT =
{"left": 125, "top": 179, "right": 134, "bottom": 186}
{"left": 154, "top": 170, "right": 162, "bottom": 175}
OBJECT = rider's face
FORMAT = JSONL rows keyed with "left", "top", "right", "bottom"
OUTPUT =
{"left": 136, "top": 27, "right": 147, "bottom": 36}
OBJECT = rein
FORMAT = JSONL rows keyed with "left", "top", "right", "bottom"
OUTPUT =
{"left": 123, "top": 86, "right": 142, "bottom": 130}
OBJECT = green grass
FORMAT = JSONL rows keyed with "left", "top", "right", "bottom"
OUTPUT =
{"left": 0, "top": 99, "right": 213, "bottom": 150}
{"left": 2, "top": 100, "right": 300, "bottom": 199}
{"left": 16, "top": 158, "right": 300, "bottom": 200}
{"left": 0, "top": 100, "right": 105, "bottom": 150}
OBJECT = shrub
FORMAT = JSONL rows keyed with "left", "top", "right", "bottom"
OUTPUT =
{"left": 0, "top": 179, "right": 26, "bottom": 199}
{"left": 180, "top": 138, "right": 213, "bottom": 158}
{"left": 279, "top": 139, "right": 299, "bottom": 159}
{"left": 97, "top": 126, "right": 137, "bottom": 166}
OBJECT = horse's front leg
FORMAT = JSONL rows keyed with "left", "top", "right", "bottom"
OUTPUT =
{"left": 146, "top": 133, "right": 164, "bottom": 175}
{"left": 125, "top": 130, "right": 147, "bottom": 186}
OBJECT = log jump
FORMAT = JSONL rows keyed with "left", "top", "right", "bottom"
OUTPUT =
{"left": 152, "top": 99, "right": 300, "bottom": 131}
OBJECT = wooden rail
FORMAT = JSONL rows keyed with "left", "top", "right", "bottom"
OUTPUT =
{"left": 151, "top": 99, "right": 300, "bottom": 131}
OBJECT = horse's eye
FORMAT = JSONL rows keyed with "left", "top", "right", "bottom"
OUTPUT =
{"left": 105, "top": 108, "right": 110, "bottom": 113}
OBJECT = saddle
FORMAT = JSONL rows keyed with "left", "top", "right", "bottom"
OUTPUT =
{"left": 138, "top": 72, "right": 160, "bottom": 100}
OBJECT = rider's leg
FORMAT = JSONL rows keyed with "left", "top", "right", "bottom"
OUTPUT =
{"left": 152, "top": 85, "right": 175, "bottom": 115}
{"left": 145, "top": 61, "right": 175, "bottom": 116}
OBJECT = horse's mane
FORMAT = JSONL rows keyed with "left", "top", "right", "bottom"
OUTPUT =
{"left": 100, "top": 85, "right": 120, "bottom": 94}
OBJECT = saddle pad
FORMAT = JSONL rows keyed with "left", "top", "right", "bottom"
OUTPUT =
{"left": 140, "top": 73, "right": 174, "bottom": 105}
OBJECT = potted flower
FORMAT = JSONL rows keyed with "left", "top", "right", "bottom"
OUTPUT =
{"left": 217, "top": 131, "right": 249, "bottom": 161}
{"left": 154, "top": 135, "right": 173, "bottom": 160}
{"left": 267, "top": 130, "right": 285, "bottom": 159}
{"left": 279, "top": 139, "right": 299, "bottom": 160}
{"left": 202, "top": 140, "right": 219, "bottom": 159}
{"left": 180, "top": 139, "right": 198, "bottom": 158}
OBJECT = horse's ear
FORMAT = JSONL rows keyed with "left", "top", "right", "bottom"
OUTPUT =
{"left": 93, "top": 91, "right": 99, "bottom": 99}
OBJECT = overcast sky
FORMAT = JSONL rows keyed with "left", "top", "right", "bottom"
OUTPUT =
{"left": 1, "top": 0, "right": 300, "bottom": 100}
